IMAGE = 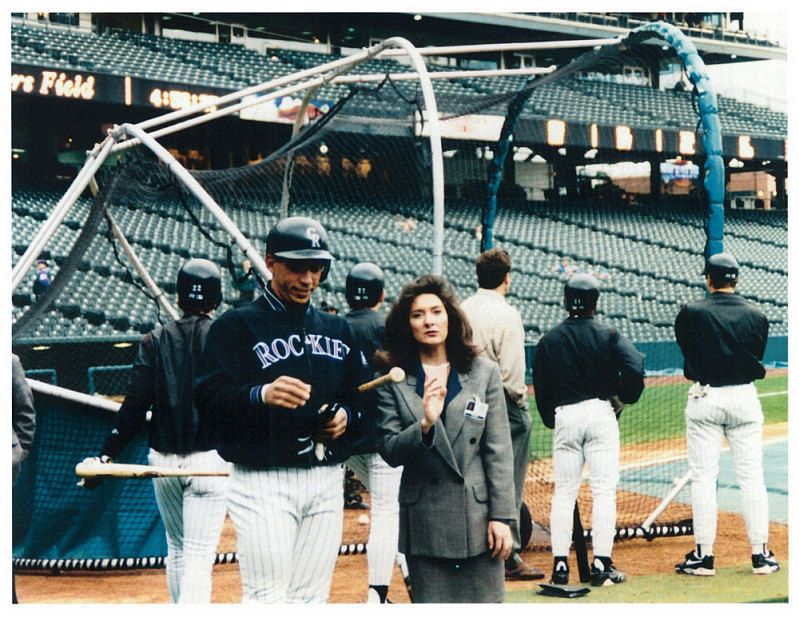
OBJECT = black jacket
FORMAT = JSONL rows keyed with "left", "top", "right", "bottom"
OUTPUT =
{"left": 102, "top": 314, "right": 216, "bottom": 460}
{"left": 533, "top": 316, "right": 645, "bottom": 429}
{"left": 194, "top": 285, "right": 373, "bottom": 468}
{"left": 344, "top": 308, "right": 386, "bottom": 455}
{"left": 675, "top": 292, "right": 768, "bottom": 386}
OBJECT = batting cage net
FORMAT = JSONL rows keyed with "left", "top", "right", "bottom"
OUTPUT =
{"left": 12, "top": 25, "right": 788, "bottom": 567}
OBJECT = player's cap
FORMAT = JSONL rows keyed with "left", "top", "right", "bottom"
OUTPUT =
{"left": 266, "top": 216, "right": 334, "bottom": 262}
{"left": 346, "top": 262, "right": 385, "bottom": 309}
{"left": 266, "top": 216, "right": 334, "bottom": 282}
{"left": 177, "top": 258, "right": 222, "bottom": 314}
{"left": 564, "top": 273, "right": 600, "bottom": 314}
{"left": 36, "top": 258, "right": 49, "bottom": 266}
{"left": 703, "top": 252, "right": 739, "bottom": 282}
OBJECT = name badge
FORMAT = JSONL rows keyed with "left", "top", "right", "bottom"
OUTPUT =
{"left": 464, "top": 396, "right": 489, "bottom": 420}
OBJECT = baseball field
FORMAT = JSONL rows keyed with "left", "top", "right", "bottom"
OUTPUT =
{"left": 15, "top": 372, "right": 788, "bottom": 603}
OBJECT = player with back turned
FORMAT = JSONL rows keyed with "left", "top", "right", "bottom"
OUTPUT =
{"left": 194, "top": 217, "right": 373, "bottom": 603}
{"left": 673, "top": 252, "right": 779, "bottom": 576}
{"left": 342, "top": 262, "right": 408, "bottom": 603}
{"left": 81, "top": 259, "right": 231, "bottom": 603}
{"left": 533, "top": 273, "right": 645, "bottom": 587}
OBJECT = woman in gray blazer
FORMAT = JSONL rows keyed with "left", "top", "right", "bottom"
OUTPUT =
{"left": 374, "top": 275, "right": 516, "bottom": 603}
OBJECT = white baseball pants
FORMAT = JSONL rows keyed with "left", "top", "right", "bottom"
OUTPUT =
{"left": 227, "top": 464, "right": 345, "bottom": 603}
{"left": 149, "top": 449, "right": 231, "bottom": 603}
{"left": 346, "top": 453, "right": 405, "bottom": 587}
{"left": 685, "top": 383, "right": 769, "bottom": 549}
{"left": 550, "top": 399, "right": 619, "bottom": 558}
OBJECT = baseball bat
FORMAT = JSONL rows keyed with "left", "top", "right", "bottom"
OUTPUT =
{"left": 75, "top": 461, "right": 230, "bottom": 479}
{"left": 357, "top": 366, "right": 406, "bottom": 393}
{"left": 315, "top": 367, "right": 406, "bottom": 461}
{"left": 573, "top": 502, "right": 591, "bottom": 583}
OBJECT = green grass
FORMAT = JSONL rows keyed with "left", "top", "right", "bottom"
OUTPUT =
{"left": 506, "top": 564, "right": 789, "bottom": 603}
{"left": 528, "top": 375, "right": 788, "bottom": 460}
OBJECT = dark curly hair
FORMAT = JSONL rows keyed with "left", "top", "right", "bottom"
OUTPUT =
{"left": 374, "top": 274, "right": 478, "bottom": 375}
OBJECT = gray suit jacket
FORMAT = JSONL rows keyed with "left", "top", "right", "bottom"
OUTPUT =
{"left": 376, "top": 356, "right": 516, "bottom": 559}
{"left": 12, "top": 354, "right": 36, "bottom": 483}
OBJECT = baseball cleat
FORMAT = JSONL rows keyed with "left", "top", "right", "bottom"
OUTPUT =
{"left": 751, "top": 551, "right": 780, "bottom": 575}
{"left": 550, "top": 557, "right": 569, "bottom": 585}
{"left": 675, "top": 550, "right": 715, "bottom": 576}
{"left": 590, "top": 558, "right": 626, "bottom": 586}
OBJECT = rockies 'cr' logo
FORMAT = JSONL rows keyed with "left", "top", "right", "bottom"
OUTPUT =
{"left": 306, "top": 227, "right": 321, "bottom": 248}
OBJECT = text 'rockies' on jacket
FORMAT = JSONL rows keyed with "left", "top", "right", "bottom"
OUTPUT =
{"left": 194, "top": 284, "right": 373, "bottom": 468}
{"left": 532, "top": 316, "right": 645, "bottom": 429}
{"left": 102, "top": 314, "right": 216, "bottom": 460}
{"left": 675, "top": 292, "right": 768, "bottom": 386}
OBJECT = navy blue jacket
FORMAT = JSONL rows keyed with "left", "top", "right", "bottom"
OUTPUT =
{"left": 195, "top": 284, "right": 372, "bottom": 468}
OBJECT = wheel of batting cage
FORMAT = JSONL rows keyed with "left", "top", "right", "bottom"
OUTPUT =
{"left": 520, "top": 502, "right": 532, "bottom": 549}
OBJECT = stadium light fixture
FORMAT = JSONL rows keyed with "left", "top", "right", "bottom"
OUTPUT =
{"left": 558, "top": 148, "right": 567, "bottom": 156}
{"left": 319, "top": 143, "right": 329, "bottom": 155}
{"left": 414, "top": 15, "right": 422, "bottom": 21}
{"left": 728, "top": 158, "right": 744, "bottom": 168}
{"left": 443, "top": 150, "right": 458, "bottom": 158}
{"left": 584, "top": 149, "right": 598, "bottom": 159}
{"left": 113, "top": 342, "right": 134, "bottom": 349}
{"left": 32, "top": 345, "right": 50, "bottom": 351}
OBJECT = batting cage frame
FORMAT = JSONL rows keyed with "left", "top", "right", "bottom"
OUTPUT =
{"left": 13, "top": 21, "right": 730, "bottom": 570}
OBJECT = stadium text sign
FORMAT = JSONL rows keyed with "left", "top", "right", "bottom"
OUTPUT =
{"left": 148, "top": 88, "right": 219, "bottom": 111}
{"left": 11, "top": 69, "right": 96, "bottom": 100}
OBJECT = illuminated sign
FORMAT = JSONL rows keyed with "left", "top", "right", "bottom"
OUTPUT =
{"left": 590, "top": 124, "right": 599, "bottom": 149}
{"left": 148, "top": 88, "right": 219, "bottom": 111}
{"left": 655, "top": 129, "right": 663, "bottom": 153}
{"left": 413, "top": 110, "right": 504, "bottom": 141}
{"left": 678, "top": 131, "right": 696, "bottom": 155}
{"left": 12, "top": 69, "right": 96, "bottom": 100}
{"left": 615, "top": 125, "right": 633, "bottom": 151}
{"left": 738, "top": 135, "right": 755, "bottom": 159}
{"left": 546, "top": 120, "right": 566, "bottom": 146}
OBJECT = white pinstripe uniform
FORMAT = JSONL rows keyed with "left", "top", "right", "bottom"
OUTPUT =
{"left": 226, "top": 464, "right": 345, "bottom": 603}
{"left": 346, "top": 453, "right": 405, "bottom": 590}
{"left": 550, "top": 399, "right": 619, "bottom": 557}
{"left": 149, "top": 449, "right": 231, "bottom": 603}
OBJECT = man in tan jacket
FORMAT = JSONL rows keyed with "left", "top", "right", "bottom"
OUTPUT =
{"left": 461, "top": 248, "right": 543, "bottom": 581}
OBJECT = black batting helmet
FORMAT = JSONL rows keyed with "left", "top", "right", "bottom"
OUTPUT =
{"left": 177, "top": 258, "right": 222, "bottom": 314}
{"left": 266, "top": 216, "right": 334, "bottom": 282}
{"left": 564, "top": 273, "right": 600, "bottom": 315}
{"left": 346, "top": 262, "right": 385, "bottom": 309}
{"left": 703, "top": 252, "right": 739, "bottom": 283}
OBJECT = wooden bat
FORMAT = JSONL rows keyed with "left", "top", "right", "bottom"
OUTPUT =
{"left": 573, "top": 502, "right": 591, "bottom": 583}
{"left": 75, "top": 461, "right": 230, "bottom": 479}
{"left": 315, "top": 367, "right": 406, "bottom": 460}
{"left": 357, "top": 366, "right": 406, "bottom": 393}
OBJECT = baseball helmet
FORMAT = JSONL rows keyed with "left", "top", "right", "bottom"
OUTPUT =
{"left": 177, "top": 258, "right": 222, "bottom": 314}
{"left": 703, "top": 252, "right": 739, "bottom": 282}
{"left": 266, "top": 216, "right": 334, "bottom": 281}
{"left": 346, "top": 262, "right": 385, "bottom": 309}
{"left": 564, "top": 272, "right": 600, "bottom": 314}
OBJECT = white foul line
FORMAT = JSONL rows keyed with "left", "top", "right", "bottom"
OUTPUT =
{"left": 759, "top": 390, "right": 788, "bottom": 398}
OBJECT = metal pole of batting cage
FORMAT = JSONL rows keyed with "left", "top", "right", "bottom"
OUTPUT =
{"left": 115, "top": 123, "right": 271, "bottom": 287}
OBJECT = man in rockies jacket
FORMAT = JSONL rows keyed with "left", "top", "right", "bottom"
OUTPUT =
{"left": 195, "top": 217, "right": 372, "bottom": 603}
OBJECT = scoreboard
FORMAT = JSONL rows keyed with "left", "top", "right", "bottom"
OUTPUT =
{"left": 12, "top": 63, "right": 786, "bottom": 161}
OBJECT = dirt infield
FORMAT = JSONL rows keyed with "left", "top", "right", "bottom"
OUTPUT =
{"left": 15, "top": 508, "right": 788, "bottom": 603}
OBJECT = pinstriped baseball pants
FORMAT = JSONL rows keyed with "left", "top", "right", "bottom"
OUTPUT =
{"left": 149, "top": 449, "right": 231, "bottom": 603}
{"left": 346, "top": 452, "right": 404, "bottom": 587}
{"left": 685, "top": 383, "right": 769, "bottom": 549}
{"left": 227, "top": 464, "right": 345, "bottom": 603}
{"left": 550, "top": 399, "right": 620, "bottom": 558}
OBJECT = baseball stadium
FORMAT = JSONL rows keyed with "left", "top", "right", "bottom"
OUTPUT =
{"left": 10, "top": 11, "right": 788, "bottom": 604}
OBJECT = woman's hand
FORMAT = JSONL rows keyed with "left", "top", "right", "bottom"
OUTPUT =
{"left": 420, "top": 376, "right": 446, "bottom": 434}
{"left": 487, "top": 520, "right": 513, "bottom": 560}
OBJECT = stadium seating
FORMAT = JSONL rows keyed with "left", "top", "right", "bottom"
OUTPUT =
{"left": 11, "top": 187, "right": 787, "bottom": 343}
{"left": 11, "top": 20, "right": 787, "bottom": 137}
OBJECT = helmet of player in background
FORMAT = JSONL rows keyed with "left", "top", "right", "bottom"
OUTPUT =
{"left": 346, "top": 262, "right": 385, "bottom": 310}
{"left": 177, "top": 258, "right": 222, "bottom": 315}
{"left": 703, "top": 252, "right": 739, "bottom": 285}
{"left": 265, "top": 216, "right": 334, "bottom": 282}
{"left": 564, "top": 272, "right": 600, "bottom": 316}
